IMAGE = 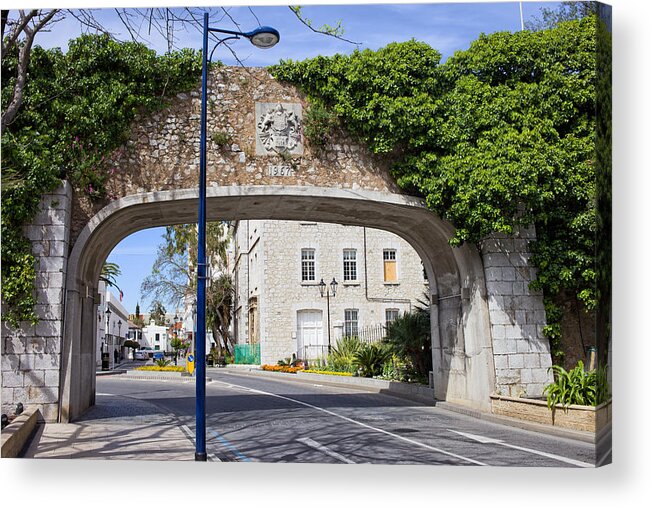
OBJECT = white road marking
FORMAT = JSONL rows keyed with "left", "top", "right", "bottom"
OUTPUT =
{"left": 448, "top": 430, "right": 594, "bottom": 468}
{"left": 179, "top": 424, "right": 222, "bottom": 462}
{"left": 298, "top": 437, "right": 356, "bottom": 464}
{"left": 209, "top": 378, "right": 487, "bottom": 466}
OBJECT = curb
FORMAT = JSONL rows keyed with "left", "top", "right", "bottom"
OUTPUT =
{"left": 123, "top": 370, "right": 213, "bottom": 382}
{"left": 1, "top": 408, "right": 41, "bottom": 458}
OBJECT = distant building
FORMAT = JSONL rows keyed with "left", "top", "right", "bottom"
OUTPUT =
{"left": 139, "top": 319, "right": 172, "bottom": 352}
{"left": 229, "top": 220, "right": 428, "bottom": 365}
{"left": 95, "top": 281, "right": 130, "bottom": 367}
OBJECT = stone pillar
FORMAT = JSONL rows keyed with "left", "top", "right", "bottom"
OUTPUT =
{"left": 482, "top": 226, "right": 553, "bottom": 398}
{"left": 1, "top": 181, "right": 72, "bottom": 422}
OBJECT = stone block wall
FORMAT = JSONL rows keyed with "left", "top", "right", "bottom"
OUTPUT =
{"left": 482, "top": 226, "right": 553, "bottom": 397}
{"left": 1, "top": 181, "right": 72, "bottom": 422}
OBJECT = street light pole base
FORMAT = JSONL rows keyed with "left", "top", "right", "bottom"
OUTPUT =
{"left": 195, "top": 452, "right": 208, "bottom": 461}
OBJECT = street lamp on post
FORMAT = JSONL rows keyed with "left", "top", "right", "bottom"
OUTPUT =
{"left": 117, "top": 320, "right": 122, "bottom": 365}
{"left": 319, "top": 278, "right": 338, "bottom": 355}
{"left": 105, "top": 308, "right": 112, "bottom": 371}
{"left": 195, "top": 12, "right": 279, "bottom": 462}
{"left": 173, "top": 314, "right": 179, "bottom": 364}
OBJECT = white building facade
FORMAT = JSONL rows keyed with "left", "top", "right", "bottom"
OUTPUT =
{"left": 139, "top": 320, "right": 172, "bottom": 352}
{"left": 230, "top": 220, "right": 429, "bottom": 365}
{"left": 95, "top": 281, "right": 130, "bottom": 367}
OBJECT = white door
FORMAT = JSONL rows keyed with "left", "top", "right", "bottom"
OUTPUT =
{"left": 297, "top": 310, "right": 324, "bottom": 360}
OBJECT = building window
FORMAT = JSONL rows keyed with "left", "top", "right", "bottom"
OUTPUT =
{"left": 155, "top": 333, "right": 160, "bottom": 342}
{"left": 383, "top": 249, "right": 397, "bottom": 282}
{"left": 343, "top": 249, "right": 357, "bottom": 282}
{"left": 422, "top": 262, "right": 429, "bottom": 282}
{"left": 385, "top": 309, "right": 400, "bottom": 327}
{"left": 344, "top": 309, "right": 359, "bottom": 337}
{"left": 301, "top": 249, "right": 316, "bottom": 282}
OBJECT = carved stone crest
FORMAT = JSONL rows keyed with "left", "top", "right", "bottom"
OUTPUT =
{"left": 255, "top": 102, "right": 303, "bottom": 156}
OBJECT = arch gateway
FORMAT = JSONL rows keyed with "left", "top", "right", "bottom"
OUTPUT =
{"left": 1, "top": 66, "right": 552, "bottom": 422}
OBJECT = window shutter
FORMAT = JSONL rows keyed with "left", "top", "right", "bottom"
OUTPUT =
{"left": 384, "top": 260, "right": 397, "bottom": 282}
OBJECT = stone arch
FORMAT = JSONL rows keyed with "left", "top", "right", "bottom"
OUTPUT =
{"left": 60, "top": 185, "right": 495, "bottom": 421}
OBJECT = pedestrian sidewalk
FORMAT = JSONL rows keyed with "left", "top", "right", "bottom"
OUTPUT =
{"left": 21, "top": 391, "right": 197, "bottom": 460}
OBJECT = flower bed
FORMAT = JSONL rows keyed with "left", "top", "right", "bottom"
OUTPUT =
{"left": 261, "top": 364, "right": 303, "bottom": 374}
{"left": 490, "top": 394, "right": 612, "bottom": 433}
{"left": 135, "top": 365, "right": 185, "bottom": 372}
{"left": 302, "top": 369, "right": 353, "bottom": 377}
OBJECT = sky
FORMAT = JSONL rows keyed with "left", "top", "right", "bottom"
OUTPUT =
{"left": 58, "top": 0, "right": 560, "bottom": 314}
{"left": 33, "top": 2, "right": 560, "bottom": 64}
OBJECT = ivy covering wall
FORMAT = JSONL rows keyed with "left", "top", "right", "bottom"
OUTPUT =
{"left": 271, "top": 16, "right": 610, "bottom": 361}
{"left": 1, "top": 34, "right": 202, "bottom": 325}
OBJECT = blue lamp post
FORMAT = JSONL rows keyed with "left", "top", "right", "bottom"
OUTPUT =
{"left": 195, "top": 12, "right": 279, "bottom": 462}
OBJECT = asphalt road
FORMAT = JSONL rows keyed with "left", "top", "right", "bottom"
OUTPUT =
{"left": 96, "top": 369, "right": 599, "bottom": 467}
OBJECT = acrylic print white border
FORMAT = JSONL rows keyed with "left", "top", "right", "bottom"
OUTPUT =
{"left": 1, "top": 0, "right": 645, "bottom": 506}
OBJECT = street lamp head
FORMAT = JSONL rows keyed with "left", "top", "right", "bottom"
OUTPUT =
{"left": 330, "top": 277, "right": 338, "bottom": 297}
{"left": 105, "top": 307, "right": 112, "bottom": 318}
{"left": 244, "top": 26, "right": 280, "bottom": 49}
{"left": 318, "top": 278, "right": 326, "bottom": 297}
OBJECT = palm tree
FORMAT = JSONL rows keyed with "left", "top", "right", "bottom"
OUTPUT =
{"left": 100, "top": 261, "right": 123, "bottom": 298}
{"left": 384, "top": 311, "right": 431, "bottom": 379}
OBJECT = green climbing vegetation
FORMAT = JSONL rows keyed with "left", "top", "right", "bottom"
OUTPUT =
{"left": 1, "top": 34, "right": 202, "bottom": 325}
{"left": 271, "top": 15, "right": 610, "bottom": 360}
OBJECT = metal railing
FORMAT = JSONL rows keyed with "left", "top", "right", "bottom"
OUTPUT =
{"left": 354, "top": 324, "right": 387, "bottom": 344}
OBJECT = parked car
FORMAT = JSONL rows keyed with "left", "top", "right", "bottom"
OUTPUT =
{"left": 152, "top": 351, "right": 165, "bottom": 361}
{"left": 139, "top": 347, "right": 154, "bottom": 358}
{"left": 134, "top": 350, "right": 148, "bottom": 360}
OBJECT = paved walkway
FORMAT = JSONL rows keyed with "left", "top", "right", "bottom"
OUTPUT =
{"left": 22, "top": 364, "right": 197, "bottom": 460}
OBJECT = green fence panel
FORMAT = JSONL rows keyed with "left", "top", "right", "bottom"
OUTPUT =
{"left": 234, "top": 343, "right": 260, "bottom": 364}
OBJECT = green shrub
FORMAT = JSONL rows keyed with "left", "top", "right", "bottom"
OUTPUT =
{"left": 353, "top": 342, "right": 391, "bottom": 378}
{"left": 384, "top": 312, "right": 431, "bottom": 378}
{"left": 543, "top": 361, "right": 611, "bottom": 411}
{"left": 155, "top": 358, "right": 172, "bottom": 368}
{"left": 328, "top": 335, "right": 363, "bottom": 373}
{"left": 302, "top": 101, "right": 339, "bottom": 150}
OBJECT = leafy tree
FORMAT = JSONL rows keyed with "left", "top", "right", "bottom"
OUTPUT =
{"left": 1, "top": 34, "right": 202, "bottom": 325}
{"left": 131, "top": 302, "right": 145, "bottom": 328}
{"left": 1, "top": 9, "right": 61, "bottom": 132}
{"left": 525, "top": 1, "right": 597, "bottom": 31}
{"left": 271, "top": 15, "right": 606, "bottom": 361}
{"left": 140, "top": 222, "right": 234, "bottom": 356}
{"left": 140, "top": 245, "right": 193, "bottom": 307}
{"left": 149, "top": 300, "right": 167, "bottom": 326}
